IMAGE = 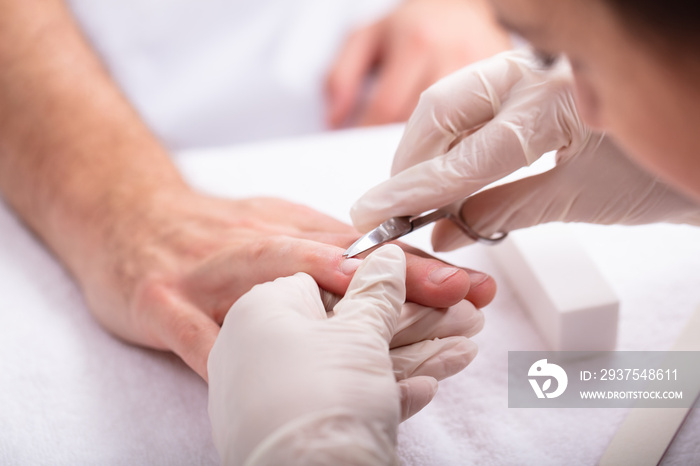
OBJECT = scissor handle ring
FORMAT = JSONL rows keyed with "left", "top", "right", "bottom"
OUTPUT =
{"left": 477, "top": 229, "right": 508, "bottom": 244}
{"left": 446, "top": 212, "right": 507, "bottom": 245}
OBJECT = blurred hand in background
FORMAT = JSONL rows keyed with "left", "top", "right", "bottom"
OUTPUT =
{"left": 326, "top": 0, "right": 511, "bottom": 128}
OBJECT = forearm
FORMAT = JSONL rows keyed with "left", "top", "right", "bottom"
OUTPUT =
{"left": 0, "top": 0, "right": 186, "bottom": 280}
{"left": 0, "top": 1, "right": 497, "bottom": 380}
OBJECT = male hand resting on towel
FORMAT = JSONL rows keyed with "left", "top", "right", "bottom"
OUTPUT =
{"left": 0, "top": 0, "right": 496, "bottom": 381}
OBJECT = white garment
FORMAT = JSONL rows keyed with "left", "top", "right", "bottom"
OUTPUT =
{"left": 66, "top": 0, "right": 400, "bottom": 149}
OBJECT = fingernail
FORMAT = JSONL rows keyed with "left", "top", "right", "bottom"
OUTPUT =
{"left": 469, "top": 272, "right": 490, "bottom": 287}
{"left": 340, "top": 258, "right": 362, "bottom": 276}
{"left": 428, "top": 267, "right": 460, "bottom": 285}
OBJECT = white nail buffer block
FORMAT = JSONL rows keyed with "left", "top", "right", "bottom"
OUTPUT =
{"left": 488, "top": 223, "right": 619, "bottom": 351}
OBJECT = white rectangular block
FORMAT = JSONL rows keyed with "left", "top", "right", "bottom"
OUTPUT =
{"left": 489, "top": 223, "right": 619, "bottom": 351}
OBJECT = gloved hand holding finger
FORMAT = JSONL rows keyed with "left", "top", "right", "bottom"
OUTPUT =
{"left": 322, "top": 284, "right": 485, "bottom": 392}
{"left": 389, "top": 301, "right": 481, "bottom": 392}
{"left": 209, "top": 245, "right": 482, "bottom": 465}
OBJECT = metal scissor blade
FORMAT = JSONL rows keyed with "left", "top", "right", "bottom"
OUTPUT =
{"left": 343, "top": 209, "right": 452, "bottom": 258}
{"left": 343, "top": 206, "right": 507, "bottom": 258}
{"left": 343, "top": 216, "right": 413, "bottom": 258}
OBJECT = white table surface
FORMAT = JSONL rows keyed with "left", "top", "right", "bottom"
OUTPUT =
{"left": 2, "top": 124, "right": 700, "bottom": 465}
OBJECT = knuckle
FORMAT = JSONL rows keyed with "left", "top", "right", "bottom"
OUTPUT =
{"left": 131, "top": 275, "right": 172, "bottom": 313}
{"left": 245, "top": 235, "right": 283, "bottom": 263}
{"left": 129, "top": 275, "right": 179, "bottom": 346}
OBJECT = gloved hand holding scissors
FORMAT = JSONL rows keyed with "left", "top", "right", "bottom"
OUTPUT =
{"left": 208, "top": 245, "right": 479, "bottom": 465}
{"left": 351, "top": 49, "right": 700, "bottom": 252}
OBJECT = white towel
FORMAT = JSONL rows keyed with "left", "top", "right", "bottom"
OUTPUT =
{"left": 4, "top": 127, "right": 699, "bottom": 465}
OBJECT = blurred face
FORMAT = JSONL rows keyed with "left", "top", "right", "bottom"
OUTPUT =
{"left": 490, "top": 0, "right": 700, "bottom": 201}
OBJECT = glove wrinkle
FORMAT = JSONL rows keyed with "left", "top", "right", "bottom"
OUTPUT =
{"left": 243, "top": 407, "right": 400, "bottom": 466}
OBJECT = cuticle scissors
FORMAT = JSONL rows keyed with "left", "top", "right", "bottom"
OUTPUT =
{"left": 343, "top": 205, "right": 507, "bottom": 258}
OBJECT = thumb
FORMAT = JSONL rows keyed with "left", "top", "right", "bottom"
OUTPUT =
{"left": 333, "top": 244, "right": 406, "bottom": 342}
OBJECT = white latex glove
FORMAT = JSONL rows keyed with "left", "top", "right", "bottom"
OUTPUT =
{"left": 208, "top": 245, "right": 477, "bottom": 465}
{"left": 351, "top": 49, "right": 700, "bottom": 251}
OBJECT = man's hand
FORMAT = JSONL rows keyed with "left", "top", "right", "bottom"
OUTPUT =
{"left": 85, "top": 190, "right": 493, "bottom": 379}
{"left": 325, "top": 0, "right": 511, "bottom": 128}
{"left": 0, "top": 0, "right": 495, "bottom": 381}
